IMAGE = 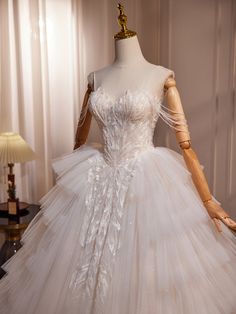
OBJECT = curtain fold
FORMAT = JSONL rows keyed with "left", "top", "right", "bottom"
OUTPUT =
{"left": 0, "top": 0, "right": 83, "bottom": 202}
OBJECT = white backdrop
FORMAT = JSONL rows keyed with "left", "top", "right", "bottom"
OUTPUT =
{"left": 0, "top": 0, "right": 235, "bottom": 219}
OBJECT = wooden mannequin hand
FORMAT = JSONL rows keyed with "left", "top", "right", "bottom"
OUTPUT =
{"left": 204, "top": 199, "right": 236, "bottom": 233}
{"left": 164, "top": 79, "right": 236, "bottom": 234}
{"left": 183, "top": 147, "right": 236, "bottom": 233}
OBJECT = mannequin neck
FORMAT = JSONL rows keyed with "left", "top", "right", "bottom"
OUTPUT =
{"left": 113, "top": 35, "right": 146, "bottom": 67}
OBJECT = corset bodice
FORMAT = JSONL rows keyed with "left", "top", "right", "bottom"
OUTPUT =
{"left": 89, "top": 87, "right": 162, "bottom": 166}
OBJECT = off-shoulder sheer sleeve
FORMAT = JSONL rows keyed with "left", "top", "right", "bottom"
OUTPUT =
{"left": 157, "top": 67, "right": 189, "bottom": 133}
{"left": 87, "top": 72, "right": 94, "bottom": 91}
{"left": 75, "top": 73, "right": 93, "bottom": 128}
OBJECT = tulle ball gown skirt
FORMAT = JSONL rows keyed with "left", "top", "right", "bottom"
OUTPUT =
{"left": 0, "top": 144, "right": 236, "bottom": 314}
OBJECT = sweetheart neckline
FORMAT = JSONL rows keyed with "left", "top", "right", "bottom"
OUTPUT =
{"left": 90, "top": 86, "right": 162, "bottom": 104}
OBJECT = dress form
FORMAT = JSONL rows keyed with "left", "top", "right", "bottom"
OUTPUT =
{"left": 75, "top": 3, "right": 236, "bottom": 233}
{"left": 91, "top": 35, "right": 172, "bottom": 97}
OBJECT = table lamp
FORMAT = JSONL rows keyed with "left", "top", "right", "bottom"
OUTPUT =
{"left": 0, "top": 132, "right": 36, "bottom": 217}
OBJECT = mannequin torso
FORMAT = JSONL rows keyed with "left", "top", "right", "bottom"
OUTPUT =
{"left": 76, "top": 34, "right": 236, "bottom": 233}
{"left": 89, "top": 36, "right": 173, "bottom": 98}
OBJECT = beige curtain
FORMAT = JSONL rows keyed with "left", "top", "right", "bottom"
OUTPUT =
{"left": 0, "top": 0, "right": 116, "bottom": 203}
{"left": 1, "top": 0, "right": 236, "bottom": 218}
{"left": 0, "top": 0, "right": 85, "bottom": 202}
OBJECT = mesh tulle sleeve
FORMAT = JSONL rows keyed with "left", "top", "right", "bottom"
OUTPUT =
{"left": 87, "top": 72, "right": 94, "bottom": 90}
{"left": 76, "top": 73, "right": 93, "bottom": 128}
{"left": 157, "top": 67, "right": 189, "bottom": 133}
{"left": 158, "top": 104, "right": 189, "bottom": 132}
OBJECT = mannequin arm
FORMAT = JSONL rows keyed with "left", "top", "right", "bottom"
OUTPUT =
{"left": 164, "top": 78, "right": 236, "bottom": 233}
{"left": 74, "top": 85, "right": 92, "bottom": 150}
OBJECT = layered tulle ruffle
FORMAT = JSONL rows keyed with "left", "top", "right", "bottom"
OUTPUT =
{"left": 0, "top": 144, "right": 236, "bottom": 314}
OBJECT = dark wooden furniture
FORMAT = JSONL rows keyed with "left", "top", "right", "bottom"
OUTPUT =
{"left": 0, "top": 203, "right": 40, "bottom": 278}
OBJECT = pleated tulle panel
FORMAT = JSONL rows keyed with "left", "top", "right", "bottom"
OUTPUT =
{"left": 104, "top": 147, "right": 236, "bottom": 314}
{"left": 0, "top": 145, "right": 236, "bottom": 314}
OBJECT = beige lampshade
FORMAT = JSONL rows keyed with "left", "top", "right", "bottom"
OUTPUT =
{"left": 0, "top": 132, "right": 36, "bottom": 164}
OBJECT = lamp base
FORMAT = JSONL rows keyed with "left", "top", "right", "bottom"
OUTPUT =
{"left": 7, "top": 198, "right": 19, "bottom": 216}
{"left": 7, "top": 199, "right": 20, "bottom": 224}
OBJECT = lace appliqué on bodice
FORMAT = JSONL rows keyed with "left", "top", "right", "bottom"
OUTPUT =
{"left": 90, "top": 87, "right": 163, "bottom": 165}
{"left": 68, "top": 86, "right": 187, "bottom": 312}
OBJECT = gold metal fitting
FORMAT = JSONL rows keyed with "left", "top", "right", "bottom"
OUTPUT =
{"left": 114, "top": 3, "right": 137, "bottom": 40}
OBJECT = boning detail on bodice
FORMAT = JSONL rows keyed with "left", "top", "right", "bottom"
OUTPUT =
{"left": 88, "top": 86, "right": 187, "bottom": 166}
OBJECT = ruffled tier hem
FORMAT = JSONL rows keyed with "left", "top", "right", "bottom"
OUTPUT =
{"left": 0, "top": 144, "right": 235, "bottom": 314}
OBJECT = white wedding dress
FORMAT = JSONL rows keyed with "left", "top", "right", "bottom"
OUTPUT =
{"left": 0, "top": 66, "right": 236, "bottom": 314}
